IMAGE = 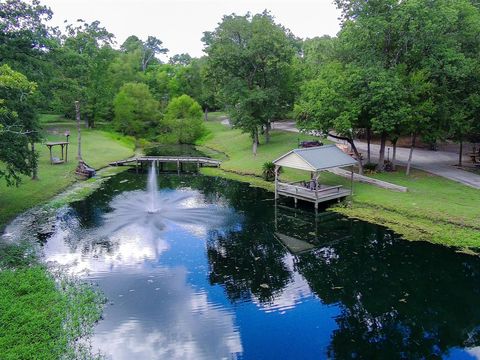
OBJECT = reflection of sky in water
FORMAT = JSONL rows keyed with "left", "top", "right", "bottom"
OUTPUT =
{"left": 39, "top": 185, "right": 341, "bottom": 359}
{"left": 42, "top": 189, "right": 244, "bottom": 359}
{"left": 14, "top": 172, "right": 480, "bottom": 359}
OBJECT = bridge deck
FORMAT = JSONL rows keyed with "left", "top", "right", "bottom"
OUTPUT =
{"left": 110, "top": 156, "right": 221, "bottom": 170}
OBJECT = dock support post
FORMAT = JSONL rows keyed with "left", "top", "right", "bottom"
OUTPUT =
{"left": 274, "top": 166, "right": 280, "bottom": 199}
{"left": 177, "top": 160, "right": 180, "bottom": 175}
{"left": 350, "top": 166, "right": 354, "bottom": 197}
{"left": 136, "top": 159, "right": 139, "bottom": 174}
{"left": 294, "top": 197, "right": 298, "bottom": 208}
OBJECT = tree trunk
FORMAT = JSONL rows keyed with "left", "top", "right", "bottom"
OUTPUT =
{"left": 391, "top": 139, "right": 397, "bottom": 171}
{"left": 458, "top": 139, "right": 463, "bottom": 167}
{"left": 328, "top": 132, "right": 363, "bottom": 175}
{"left": 204, "top": 107, "right": 208, "bottom": 121}
{"left": 75, "top": 101, "right": 82, "bottom": 161}
{"left": 252, "top": 127, "right": 259, "bottom": 156}
{"left": 265, "top": 121, "right": 271, "bottom": 144}
{"left": 366, "top": 128, "right": 371, "bottom": 164}
{"left": 377, "top": 132, "right": 387, "bottom": 171}
{"left": 31, "top": 142, "right": 38, "bottom": 180}
{"left": 406, "top": 133, "right": 416, "bottom": 176}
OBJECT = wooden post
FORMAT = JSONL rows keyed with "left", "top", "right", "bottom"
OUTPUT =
{"left": 61, "top": 144, "right": 64, "bottom": 160}
{"left": 136, "top": 159, "right": 139, "bottom": 174}
{"left": 65, "top": 143, "right": 68, "bottom": 163}
{"left": 48, "top": 145, "right": 53, "bottom": 165}
{"left": 177, "top": 160, "right": 180, "bottom": 175}
{"left": 350, "top": 165, "right": 354, "bottom": 197}
{"left": 274, "top": 165, "right": 279, "bottom": 199}
{"left": 314, "top": 171, "right": 318, "bottom": 200}
{"left": 75, "top": 101, "right": 82, "bottom": 160}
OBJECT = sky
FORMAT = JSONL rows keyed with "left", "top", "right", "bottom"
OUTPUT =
{"left": 41, "top": 0, "right": 341, "bottom": 59}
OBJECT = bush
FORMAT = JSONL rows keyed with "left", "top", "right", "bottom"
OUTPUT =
{"left": 161, "top": 95, "right": 206, "bottom": 144}
{"left": 113, "top": 82, "right": 160, "bottom": 138}
{"left": 363, "top": 162, "right": 378, "bottom": 173}
{"left": 262, "top": 161, "right": 277, "bottom": 181}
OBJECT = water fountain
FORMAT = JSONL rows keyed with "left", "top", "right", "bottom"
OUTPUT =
{"left": 147, "top": 162, "right": 159, "bottom": 213}
{"left": 95, "top": 162, "right": 228, "bottom": 239}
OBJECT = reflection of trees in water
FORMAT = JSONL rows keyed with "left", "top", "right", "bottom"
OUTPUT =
{"left": 295, "top": 222, "right": 480, "bottom": 359}
{"left": 207, "top": 227, "right": 291, "bottom": 304}
{"left": 67, "top": 172, "right": 480, "bottom": 358}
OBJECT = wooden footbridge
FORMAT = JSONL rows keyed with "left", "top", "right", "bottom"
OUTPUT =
{"left": 110, "top": 156, "right": 221, "bottom": 174}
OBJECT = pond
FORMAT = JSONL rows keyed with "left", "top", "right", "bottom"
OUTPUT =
{"left": 19, "top": 171, "right": 480, "bottom": 359}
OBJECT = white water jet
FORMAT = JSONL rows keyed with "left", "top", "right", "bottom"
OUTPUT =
{"left": 147, "top": 162, "right": 159, "bottom": 213}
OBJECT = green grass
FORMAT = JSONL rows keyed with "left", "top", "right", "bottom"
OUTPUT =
{"left": 0, "top": 242, "right": 104, "bottom": 360}
{"left": 0, "top": 120, "right": 135, "bottom": 228}
{"left": 39, "top": 113, "right": 65, "bottom": 124}
{"left": 198, "top": 118, "right": 480, "bottom": 250}
{"left": 198, "top": 120, "right": 317, "bottom": 177}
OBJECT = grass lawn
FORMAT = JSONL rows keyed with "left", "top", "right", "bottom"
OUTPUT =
{"left": 0, "top": 118, "right": 135, "bottom": 228}
{"left": 198, "top": 115, "right": 480, "bottom": 250}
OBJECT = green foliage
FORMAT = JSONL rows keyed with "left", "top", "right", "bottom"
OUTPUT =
{"left": 161, "top": 94, "right": 205, "bottom": 144}
{"left": 203, "top": 11, "right": 298, "bottom": 149}
{"left": 113, "top": 82, "right": 160, "bottom": 138}
{"left": 0, "top": 64, "right": 39, "bottom": 186}
{"left": 262, "top": 161, "right": 276, "bottom": 181}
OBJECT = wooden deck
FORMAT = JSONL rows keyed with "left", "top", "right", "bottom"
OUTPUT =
{"left": 109, "top": 156, "right": 221, "bottom": 173}
{"left": 276, "top": 181, "right": 351, "bottom": 208}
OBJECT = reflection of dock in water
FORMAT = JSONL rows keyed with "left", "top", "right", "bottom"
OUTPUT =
{"left": 275, "top": 232, "right": 316, "bottom": 254}
{"left": 274, "top": 204, "right": 353, "bottom": 255}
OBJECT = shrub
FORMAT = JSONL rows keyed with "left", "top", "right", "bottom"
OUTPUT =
{"left": 161, "top": 95, "right": 205, "bottom": 144}
{"left": 113, "top": 82, "right": 160, "bottom": 138}
{"left": 262, "top": 161, "right": 277, "bottom": 181}
{"left": 363, "top": 162, "right": 378, "bottom": 173}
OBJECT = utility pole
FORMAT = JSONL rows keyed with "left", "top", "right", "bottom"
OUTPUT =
{"left": 75, "top": 101, "right": 82, "bottom": 160}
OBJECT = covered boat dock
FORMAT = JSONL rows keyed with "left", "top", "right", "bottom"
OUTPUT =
{"left": 273, "top": 145, "right": 357, "bottom": 209}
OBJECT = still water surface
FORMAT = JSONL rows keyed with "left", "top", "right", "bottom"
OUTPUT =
{"left": 40, "top": 172, "right": 480, "bottom": 359}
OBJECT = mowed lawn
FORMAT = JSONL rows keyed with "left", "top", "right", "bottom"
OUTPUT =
{"left": 0, "top": 119, "right": 135, "bottom": 227}
{"left": 199, "top": 116, "right": 480, "bottom": 249}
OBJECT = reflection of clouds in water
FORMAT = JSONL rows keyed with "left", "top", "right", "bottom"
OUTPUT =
{"left": 93, "top": 267, "right": 243, "bottom": 360}
{"left": 42, "top": 189, "right": 231, "bottom": 275}
{"left": 467, "top": 347, "right": 480, "bottom": 359}
{"left": 41, "top": 187, "right": 243, "bottom": 359}
{"left": 44, "top": 223, "right": 169, "bottom": 276}
{"left": 254, "top": 254, "right": 314, "bottom": 313}
{"left": 99, "top": 189, "right": 228, "bottom": 238}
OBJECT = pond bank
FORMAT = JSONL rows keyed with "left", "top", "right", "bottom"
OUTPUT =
{"left": 197, "top": 118, "right": 480, "bottom": 252}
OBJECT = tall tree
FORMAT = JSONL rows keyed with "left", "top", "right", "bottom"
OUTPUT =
{"left": 49, "top": 20, "right": 116, "bottom": 126}
{"left": 141, "top": 36, "right": 168, "bottom": 72}
{"left": 0, "top": 64, "right": 39, "bottom": 186}
{"left": 113, "top": 82, "right": 159, "bottom": 138}
{"left": 295, "top": 62, "right": 365, "bottom": 174}
{"left": 0, "top": 0, "right": 55, "bottom": 107}
{"left": 203, "top": 11, "right": 297, "bottom": 154}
